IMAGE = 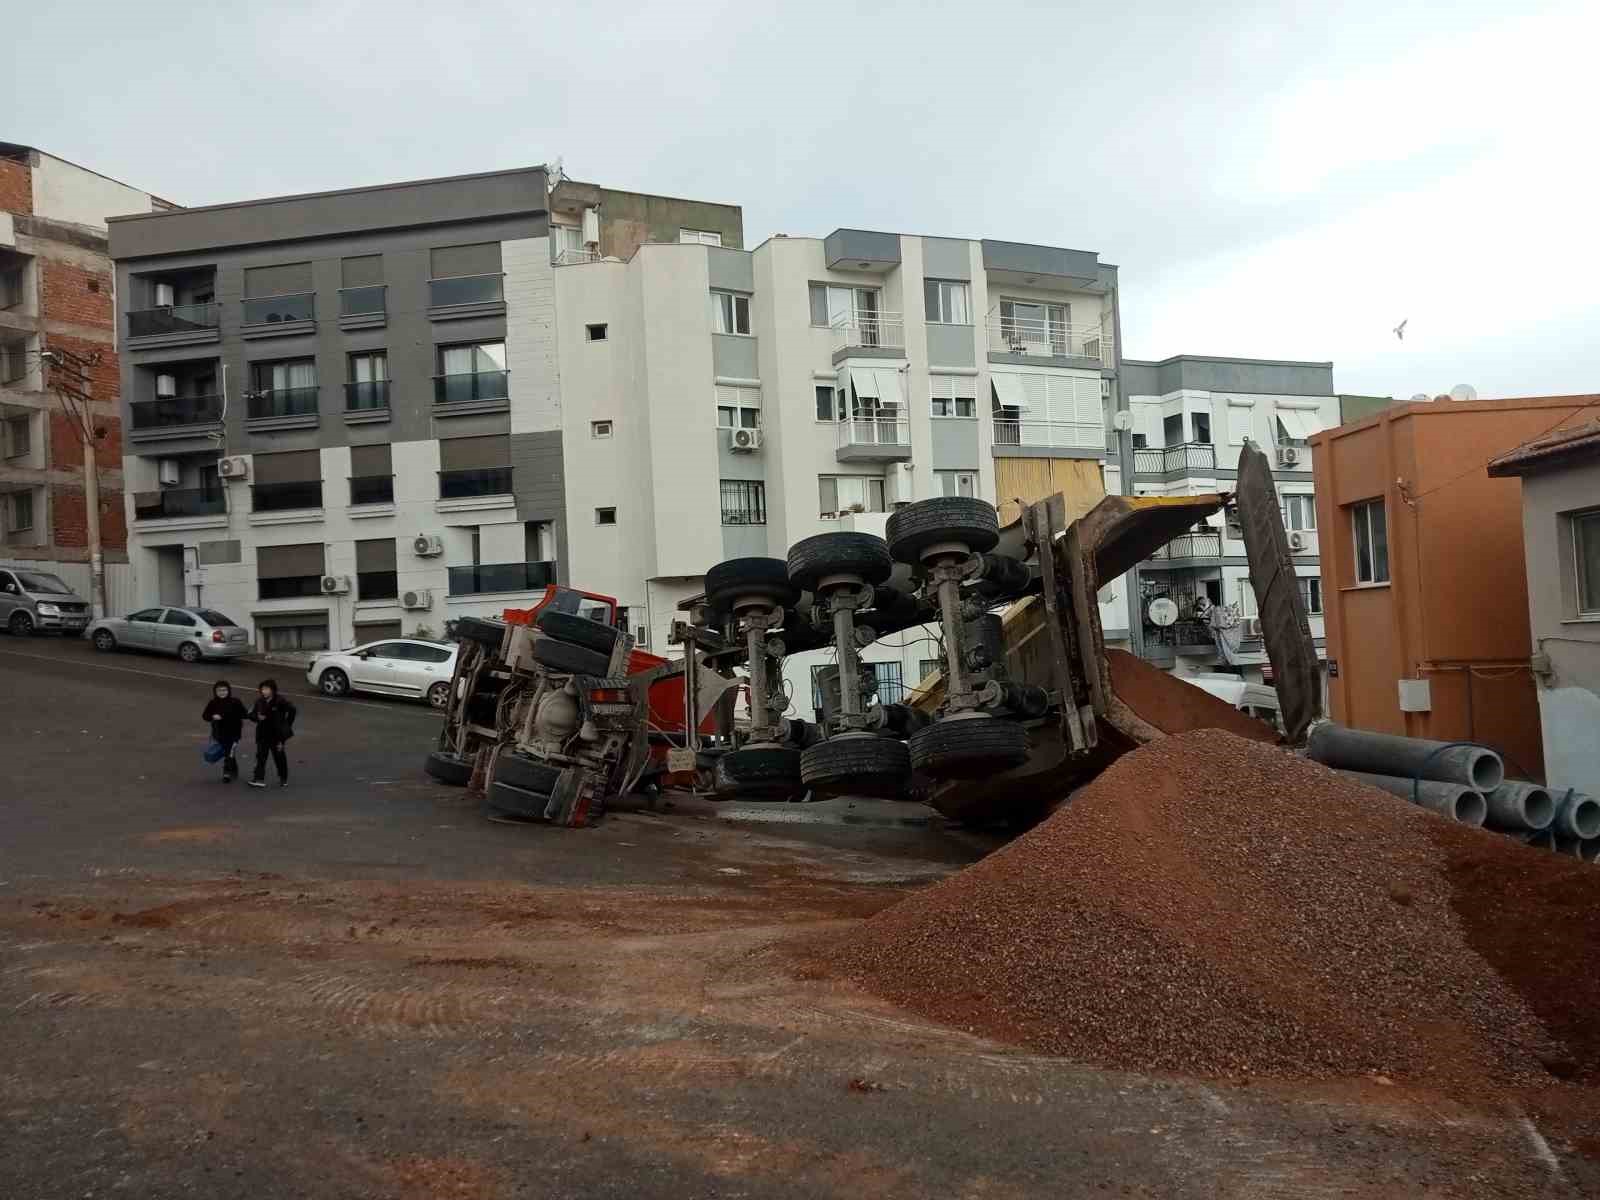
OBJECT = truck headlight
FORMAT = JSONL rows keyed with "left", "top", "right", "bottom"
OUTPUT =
{"left": 35, "top": 603, "right": 60, "bottom": 615}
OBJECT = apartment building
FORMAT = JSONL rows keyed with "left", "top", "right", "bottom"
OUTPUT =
{"left": 1, "top": 142, "right": 168, "bottom": 596}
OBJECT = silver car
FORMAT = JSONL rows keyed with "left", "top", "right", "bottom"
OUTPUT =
{"left": 0, "top": 567, "right": 93, "bottom": 636}
{"left": 88, "top": 606, "right": 252, "bottom": 663}
{"left": 305, "top": 638, "right": 458, "bottom": 707}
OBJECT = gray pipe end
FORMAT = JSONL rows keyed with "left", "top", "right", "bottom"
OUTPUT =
{"left": 1454, "top": 790, "right": 1488, "bottom": 827}
{"left": 1567, "top": 797, "right": 1600, "bottom": 840}
{"left": 1468, "top": 749, "right": 1505, "bottom": 792}
{"left": 1521, "top": 787, "right": 1556, "bottom": 831}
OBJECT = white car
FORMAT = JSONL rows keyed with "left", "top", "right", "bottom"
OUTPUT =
{"left": 306, "top": 638, "right": 458, "bottom": 708}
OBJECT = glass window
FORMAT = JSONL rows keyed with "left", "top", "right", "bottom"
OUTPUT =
{"left": 679, "top": 229, "right": 723, "bottom": 246}
{"left": 439, "top": 342, "right": 506, "bottom": 375}
{"left": 1297, "top": 576, "right": 1323, "bottom": 615}
{"left": 1192, "top": 412, "right": 1212, "bottom": 444}
{"left": 923, "top": 280, "right": 971, "bottom": 324}
{"left": 595, "top": 507, "right": 617, "bottom": 526}
{"left": 815, "top": 385, "right": 836, "bottom": 421}
{"left": 7, "top": 490, "right": 31, "bottom": 532}
{"left": 196, "top": 610, "right": 236, "bottom": 627}
{"left": 936, "top": 470, "right": 978, "bottom": 498}
{"left": 720, "top": 480, "right": 767, "bottom": 525}
{"left": 711, "top": 291, "right": 751, "bottom": 335}
{"left": 162, "top": 610, "right": 198, "bottom": 626}
{"left": 349, "top": 352, "right": 386, "bottom": 384}
{"left": 1351, "top": 498, "right": 1389, "bottom": 584}
{"left": 820, "top": 475, "right": 886, "bottom": 516}
{"left": 1576, "top": 511, "right": 1600, "bottom": 616}
{"left": 5, "top": 415, "right": 29, "bottom": 458}
{"left": 591, "top": 420, "right": 613, "bottom": 438}
{"left": 1285, "top": 494, "right": 1316, "bottom": 531}
{"left": 129, "top": 609, "right": 164, "bottom": 623}
{"left": 1163, "top": 413, "right": 1184, "bottom": 447}
{"left": 261, "top": 623, "right": 329, "bottom": 653}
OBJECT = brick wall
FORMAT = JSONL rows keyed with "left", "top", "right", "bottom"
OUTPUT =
{"left": 42, "top": 332, "right": 120, "bottom": 401}
{"left": 48, "top": 411, "right": 122, "bottom": 471}
{"left": 49, "top": 482, "right": 126, "bottom": 553}
{"left": 0, "top": 158, "right": 31, "bottom": 215}
{"left": 41, "top": 259, "right": 114, "bottom": 329}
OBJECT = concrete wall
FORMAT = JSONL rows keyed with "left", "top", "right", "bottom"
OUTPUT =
{"left": 548, "top": 179, "right": 744, "bottom": 259}
{"left": 31, "top": 152, "right": 160, "bottom": 229}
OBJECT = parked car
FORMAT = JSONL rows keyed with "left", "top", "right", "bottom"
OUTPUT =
{"left": 306, "top": 639, "right": 458, "bottom": 708}
{"left": 0, "top": 568, "right": 93, "bottom": 636}
{"left": 88, "top": 606, "right": 252, "bottom": 663}
{"left": 1183, "top": 673, "right": 1283, "bottom": 733}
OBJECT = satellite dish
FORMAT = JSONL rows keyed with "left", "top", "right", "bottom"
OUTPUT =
{"left": 1147, "top": 597, "right": 1179, "bottom": 627}
{"left": 1112, "top": 410, "right": 1134, "bottom": 432}
{"left": 1449, "top": 384, "right": 1478, "bottom": 402}
{"left": 1410, "top": 393, "right": 1431, "bottom": 402}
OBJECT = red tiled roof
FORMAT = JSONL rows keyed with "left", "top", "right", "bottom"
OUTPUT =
{"left": 1487, "top": 418, "right": 1600, "bottom": 477}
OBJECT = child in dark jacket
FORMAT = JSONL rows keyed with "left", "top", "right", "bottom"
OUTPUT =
{"left": 201, "top": 680, "right": 249, "bottom": 782}
{"left": 247, "top": 679, "right": 297, "bottom": 789}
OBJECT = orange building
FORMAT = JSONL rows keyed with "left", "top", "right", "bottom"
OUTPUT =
{"left": 1310, "top": 395, "right": 1600, "bottom": 780}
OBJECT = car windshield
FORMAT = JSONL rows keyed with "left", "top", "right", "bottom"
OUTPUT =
{"left": 17, "top": 572, "right": 73, "bottom": 595}
{"left": 195, "top": 610, "right": 236, "bottom": 627}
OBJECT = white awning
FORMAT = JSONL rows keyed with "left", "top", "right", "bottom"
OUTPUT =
{"left": 850, "top": 366, "right": 881, "bottom": 398}
{"left": 876, "top": 368, "right": 904, "bottom": 403}
{"left": 1276, "top": 408, "right": 1323, "bottom": 439}
{"left": 990, "top": 371, "right": 1028, "bottom": 411}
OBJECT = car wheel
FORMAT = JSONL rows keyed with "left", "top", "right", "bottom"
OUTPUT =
{"left": 92, "top": 629, "right": 117, "bottom": 652}
{"left": 8, "top": 611, "right": 34, "bottom": 637}
{"left": 177, "top": 641, "right": 202, "bottom": 663}
{"left": 426, "top": 681, "right": 450, "bottom": 709}
{"left": 320, "top": 667, "right": 350, "bottom": 697}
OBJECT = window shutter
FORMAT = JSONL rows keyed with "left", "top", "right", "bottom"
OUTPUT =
{"left": 243, "top": 262, "right": 313, "bottom": 297}
{"left": 349, "top": 443, "right": 391, "bottom": 477}
{"left": 257, "top": 543, "right": 325, "bottom": 578}
{"left": 438, "top": 434, "right": 510, "bottom": 471}
{"left": 430, "top": 243, "right": 502, "bottom": 278}
{"left": 355, "top": 538, "right": 398, "bottom": 573}
{"left": 252, "top": 449, "right": 321, "bottom": 484}
{"left": 341, "top": 255, "right": 383, "bottom": 287}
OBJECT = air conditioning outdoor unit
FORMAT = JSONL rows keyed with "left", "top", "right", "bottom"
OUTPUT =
{"left": 153, "top": 282, "right": 176, "bottom": 308}
{"left": 412, "top": 534, "right": 444, "bottom": 557}
{"left": 728, "top": 427, "right": 762, "bottom": 452}
{"left": 1289, "top": 531, "right": 1307, "bottom": 551}
{"left": 401, "top": 588, "right": 433, "bottom": 611}
{"left": 1277, "top": 445, "right": 1301, "bottom": 467}
{"left": 216, "top": 456, "right": 249, "bottom": 480}
{"left": 157, "top": 458, "right": 181, "bottom": 487}
{"left": 320, "top": 575, "right": 351, "bottom": 595}
{"left": 155, "top": 373, "right": 177, "bottom": 398}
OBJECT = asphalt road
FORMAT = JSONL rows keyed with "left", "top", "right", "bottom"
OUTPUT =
{"left": 0, "top": 633, "right": 1592, "bottom": 1198}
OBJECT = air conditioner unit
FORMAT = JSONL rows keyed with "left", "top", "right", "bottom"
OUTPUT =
{"left": 888, "top": 461, "right": 915, "bottom": 505}
{"left": 1277, "top": 445, "right": 1301, "bottom": 467}
{"left": 401, "top": 588, "right": 433, "bottom": 611}
{"left": 155, "top": 373, "right": 177, "bottom": 398}
{"left": 153, "top": 282, "right": 175, "bottom": 308}
{"left": 412, "top": 534, "right": 444, "bottom": 557}
{"left": 320, "top": 575, "right": 351, "bottom": 595}
{"left": 1289, "top": 531, "right": 1307, "bottom": 551}
{"left": 216, "top": 456, "right": 249, "bottom": 480}
{"left": 157, "top": 458, "right": 181, "bottom": 487}
{"left": 728, "top": 427, "right": 763, "bottom": 452}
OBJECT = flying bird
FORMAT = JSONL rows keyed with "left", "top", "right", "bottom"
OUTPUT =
{"left": 1393, "top": 319, "right": 1407, "bottom": 341}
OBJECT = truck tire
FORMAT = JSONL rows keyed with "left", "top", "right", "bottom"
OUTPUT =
{"left": 494, "top": 750, "right": 564, "bottom": 794}
{"left": 536, "top": 610, "right": 620, "bottom": 655}
{"left": 486, "top": 780, "right": 551, "bottom": 821}
{"left": 424, "top": 749, "right": 473, "bottom": 786}
{"left": 452, "top": 616, "right": 506, "bottom": 652}
{"left": 705, "top": 557, "right": 799, "bottom": 613}
{"left": 886, "top": 496, "right": 1000, "bottom": 564}
{"left": 533, "top": 638, "right": 611, "bottom": 677}
{"left": 801, "top": 735, "right": 910, "bottom": 799}
{"left": 715, "top": 745, "right": 802, "bottom": 798}
{"left": 909, "top": 716, "right": 1029, "bottom": 777}
{"left": 786, "top": 532, "right": 892, "bottom": 593}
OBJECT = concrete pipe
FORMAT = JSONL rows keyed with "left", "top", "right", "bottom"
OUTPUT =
{"left": 1520, "top": 829, "right": 1557, "bottom": 852}
{"left": 1340, "top": 771, "right": 1488, "bottom": 826}
{"left": 1484, "top": 781, "right": 1557, "bottom": 833}
{"left": 1550, "top": 791, "right": 1600, "bottom": 840}
{"left": 1309, "top": 723, "right": 1504, "bottom": 791}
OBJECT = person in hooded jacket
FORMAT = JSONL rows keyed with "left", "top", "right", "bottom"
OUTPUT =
{"left": 201, "top": 680, "right": 250, "bottom": 783}
{"left": 247, "top": 679, "right": 297, "bottom": 789}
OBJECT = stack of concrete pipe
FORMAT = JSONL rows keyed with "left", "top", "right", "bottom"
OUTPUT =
{"left": 1305, "top": 722, "right": 1600, "bottom": 861}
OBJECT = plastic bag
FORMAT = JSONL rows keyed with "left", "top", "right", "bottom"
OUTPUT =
{"left": 203, "top": 739, "right": 227, "bottom": 764}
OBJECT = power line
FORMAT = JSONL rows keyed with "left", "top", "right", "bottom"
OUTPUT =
{"left": 1403, "top": 396, "right": 1600, "bottom": 506}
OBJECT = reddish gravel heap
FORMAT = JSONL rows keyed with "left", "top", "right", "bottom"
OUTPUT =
{"left": 827, "top": 730, "right": 1595, "bottom": 1090}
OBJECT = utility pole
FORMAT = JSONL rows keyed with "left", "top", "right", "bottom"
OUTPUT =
{"left": 40, "top": 345, "right": 108, "bottom": 619}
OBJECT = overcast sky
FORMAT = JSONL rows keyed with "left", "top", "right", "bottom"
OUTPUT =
{"left": 8, "top": 0, "right": 1596, "bottom": 400}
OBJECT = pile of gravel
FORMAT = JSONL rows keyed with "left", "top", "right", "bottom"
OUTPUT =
{"left": 824, "top": 730, "right": 1592, "bottom": 1090}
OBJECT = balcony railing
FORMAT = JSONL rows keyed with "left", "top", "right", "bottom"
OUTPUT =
{"left": 831, "top": 312, "right": 905, "bottom": 352}
{"left": 447, "top": 561, "right": 556, "bottom": 596}
{"left": 130, "top": 394, "right": 223, "bottom": 429}
{"left": 428, "top": 274, "right": 504, "bottom": 308}
{"left": 552, "top": 249, "right": 602, "bottom": 266}
{"left": 349, "top": 474, "right": 394, "bottom": 505}
{"left": 1149, "top": 531, "right": 1223, "bottom": 560}
{"left": 247, "top": 386, "right": 319, "bottom": 420}
{"left": 241, "top": 292, "right": 316, "bottom": 326}
{"left": 251, "top": 480, "right": 323, "bottom": 512}
{"left": 434, "top": 371, "right": 510, "bottom": 405}
{"left": 357, "top": 570, "right": 398, "bottom": 601}
{"left": 339, "top": 285, "right": 386, "bottom": 317}
{"left": 986, "top": 315, "right": 1113, "bottom": 365}
{"left": 345, "top": 380, "right": 390, "bottom": 411}
{"left": 837, "top": 417, "right": 910, "bottom": 449}
{"left": 438, "top": 467, "right": 513, "bottom": 499}
{"left": 1134, "top": 442, "right": 1217, "bottom": 475}
{"left": 133, "top": 487, "right": 226, "bottom": 520}
{"left": 991, "top": 419, "right": 1106, "bottom": 451}
{"left": 127, "top": 303, "right": 219, "bottom": 339}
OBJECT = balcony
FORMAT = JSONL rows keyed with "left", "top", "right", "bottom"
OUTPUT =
{"left": 1133, "top": 442, "right": 1217, "bottom": 477}
{"left": 251, "top": 480, "right": 323, "bottom": 513}
{"left": 991, "top": 419, "right": 1106, "bottom": 453}
{"left": 344, "top": 380, "right": 390, "bottom": 418}
{"left": 447, "top": 561, "right": 556, "bottom": 597}
{"left": 552, "top": 249, "right": 602, "bottom": 266}
{"left": 427, "top": 273, "right": 505, "bottom": 319}
{"left": 439, "top": 467, "right": 513, "bottom": 499}
{"left": 241, "top": 292, "right": 316, "bottom": 337}
{"left": 133, "top": 487, "right": 226, "bottom": 521}
{"left": 129, "top": 394, "right": 223, "bottom": 436}
{"left": 1148, "top": 531, "right": 1223, "bottom": 561}
{"left": 986, "top": 315, "right": 1112, "bottom": 366}
{"left": 126, "top": 302, "right": 220, "bottom": 347}
{"left": 349, "top": 474, "right": 394, "bottom": 506}
{"left": 433, "top": 371, "right": 509, "bottom": 414}
{"left": 836, "top": 417, "right": 911, "bottom": 463}
{"left": 246, "top": 386, "right": 319, "bottom": 431}
{"left": 830, "top": 312, "right": 905, "bottom": 362}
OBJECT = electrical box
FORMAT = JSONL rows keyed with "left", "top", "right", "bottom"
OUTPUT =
{"left": 1397, "top": 678, "right": 1432, "bottom": 713}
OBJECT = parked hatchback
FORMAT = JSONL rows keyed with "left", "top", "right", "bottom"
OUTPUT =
{"left": 0, "top": 568, "right": 93, "bottom": 636}
{"left": 306, "top": 639, "right": 458, "bottom": 708}
{"left": 88, "top": 606, "right": 252, "bottom": 663}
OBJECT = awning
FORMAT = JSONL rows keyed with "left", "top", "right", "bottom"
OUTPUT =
{"left": 1276, "top": 408, "right": 1324, "bottom": 439}
{"left": 876, "top": 368, "right": 904, "bottom": 403}
{"left": 990, "top": 371, "right": 1028, "bottom": 411}
{"left": 850, "top": 366, "right": 880, "bottom": 399}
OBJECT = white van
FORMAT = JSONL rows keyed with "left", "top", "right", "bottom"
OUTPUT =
{"left": 1182, "top": 673, "right": 1283, "bottom": 733}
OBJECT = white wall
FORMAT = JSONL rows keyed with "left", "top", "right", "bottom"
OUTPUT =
{"left": 504, "top": 236, "right": 561, "bottom": 434}
{"left": 32, "top": 153, "right": 157, "bottom": 229}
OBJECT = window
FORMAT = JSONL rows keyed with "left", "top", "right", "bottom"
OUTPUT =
{"left": 354, "top": 620, "right": 404, "bottom": 643}
{"left": 162, "top": 610, "right": 198, "bottom": 627}
{"left": 1574, "top": 510, "right": 1600, "bottom": 617}
{"left": 1351, "top": 498, "right": 1389, "bottom": 585}
{"left": 1, "top": 337, "right": 27, "bottom": 384}
{"left": 195, "top": 609, "right": 236, "bottom": 628}
{"left": 355, "top": 538, "right": 398, "bottom": 600}
{"left": 5, "top": 415, "right": 29, "bottom": 458}
{"left": 1284, "top": 494, "right": 1316, "bottom": 531}
{"left": 252, "top": 449, "right": 323, "bottom": 511}
{"left": 1163, "top": 413, "right": 1184, "bottom": 447}
{"left": 256, "top": 543, "right": 325, "bottom": 600}
{"left": 339, "top": 256, "right": 384, "bottom": 316}
{"left": 811, "top": 661, "right": 904, "bottom": 712}
{"left": 1192, "top": 412, "right": 1212, "bottom": 444}
{"left": 595, "top": 507, "right": 617, "bottom": 526}
{"left": 591, "top": 420, "right": 613, "bottom": 438}
{"left": 428, "top": 243, "right": 504, "bottom": 306}
{"left": 126, "top": 608, "right": 164, "bottom": 624}
{"left": 1131, "top": 433, "right": 1148, "bottom": 450}
{"left": 930, "top": 376, "right": 976, "bottom": 418}
{"left": 679, "top": 229, "right": 723, "bottom": 246}
{"left": 998, "top": 299, "right": 1068, "bottom": 353}
{"left": 349, "top": 443, "right": 393, "bottom": 505}
{"left": 6, "top": 489, "right": 33, "bottom": 533}
{"left": 716, "top": 384, "right": 761, "bottom": 429}
{"left": 259, "top": 620, "right": 330, "bottom": 653}
{"left": 248, "top": 358, "right": 318, "bottom": 419}
{"left": 815, "top": 385, "right": 839, "bottom": 421}
{"left": 586, "top": 323, "right": 608, "bottom": 341}
{"left": 1276, "top": 416, "right": 1307, "bottom": 447}
{"left": 438, "top": 435, "right": 512, "bottom": 498}
{"left": 711, "top": 291, "right": 751, "bottom": 336}
{"left": 808, "top": 284, "right": 878, "bottom": 330}
{"left": 0, "top": 265, "right": 23, "bottom": 310}
{"left": 720, "top": 480, "right": 767, "bottom": 525}
{"left": 918, "top": 658, "right": 942, "bottom": 682}
{"left": 346, "top": 351, "right": 388, "bottom": 411}
{"left": 435, "top": 342, "right": 508, "bottom": 404}
{"left": 923, "top": 280, "right": 971, "bottom": 324}
{"left": 818, "top": 475, "right": 886, "bottom": 517}
{"left": 936, "top": 470, "right": 978, "bottom": 499}
{"left": 1297, "top": 576, "right": 1324, "bottom": 616}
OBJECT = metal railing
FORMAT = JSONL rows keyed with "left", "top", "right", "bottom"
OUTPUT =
{"left": 339, "top": 285, "right": 386, "bottom": 317}
{"left": 127, "top": 302, "right": 219, "bottom": 338}
{"left": 985, "top": 315, "right": 1112, "bottom": 365}
{"left": 130, "top": 394, "right": 223, "bottom": 429}
{"left": 831, "top": 311, "right": 905, "bottom": 352}
{"left": 250, "top": 480, "right": 323, "bottom": 512}
{"left": 438, "top": 467, "right": 513, "bottom": 499}
{"left": 447, "top": 561, "right": 556, "bottom": 596}
{"left": 247, "top": 386, "right": 319, "bottom": 419}
{"left": 552, "top": 249, "right": 602, "bottom": 266}
{"left": 1142, "top": 618, "right": 1214, "bottom": 649}
{"left": 348, "top": 474, "right": 394, "bottom": 505}
{"left": 345, "top": 380, "right": 389, "bottom": 410}
{"left": 1133, "top": 442, "right": 1217, "bottom": 475}
{"left": 991, "top": 419, "right": 1106, "bottom": 450}
{"left": 357, "top": 570, "right": 398, "bottom": 601}
{"left": 1149, "top": 531, "right": 1223, "bottom": 560}
{"left": 837, "top": 417, "right": 910, "bottom": 449}
{"left": 434, "top": 371, "right": 510, "bottom": 405}
{"left": 241, "top": 292, "right": 315, "bottom": 326}
{"left": 133, "top": 488, "right": 226, "bottom": 520}
{"left": 427, "top": 273, "right": 504, "bottom": 307}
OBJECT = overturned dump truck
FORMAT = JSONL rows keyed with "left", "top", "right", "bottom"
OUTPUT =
{"left": 427, "top": 443, "right": 1320, "bottom": 829}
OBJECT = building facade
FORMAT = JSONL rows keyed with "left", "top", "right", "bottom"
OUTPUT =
{"left": 1, "top": 143, "right": 168, "bottom": 597}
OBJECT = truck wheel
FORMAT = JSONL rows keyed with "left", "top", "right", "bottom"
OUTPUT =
{"left": 786, "top": 532, "right": 893, "bottom": 593}
{"left": 909, "top": 716, "right": 1030, "bottom": 777}
{"left": 452, "top": 616, "right": 506, "bottom": 652}
{"left": 886, "top": 496, "right": 1000, "bottom": 564}
{"left": 536, "top": 610, "right": 620, "bottom": 654}
{"left": 801, "top": 735, "right": 910, "bottom": 799}
{"left": 494, "top": 750, "right": 564, "bottom": 794}
{"left": 424, "top": 749, "right": 473, "bottom": 786}
{"left": 715, "top": 745, "right": 802, "bottom": 798}
{"left": 486, "top": 780, "right": 551, "bottom": 821}
{"left": 705, "top": 557, "right": 799, "bottom": 613}
{"left": 533, "top": 638, "right": 611, "bottom": 677}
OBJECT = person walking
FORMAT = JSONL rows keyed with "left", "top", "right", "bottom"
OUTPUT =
{"left": 247, "top": 679, "right": 297, "bottom": 789}
{"left": 200, "top": 680, "right": 249, "bottom": 783}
